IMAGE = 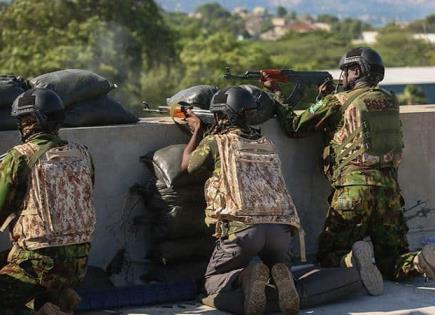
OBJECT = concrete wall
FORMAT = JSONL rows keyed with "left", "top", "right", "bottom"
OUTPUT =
{"left": 1, "top": 105, "right": 434, "bottom": 281}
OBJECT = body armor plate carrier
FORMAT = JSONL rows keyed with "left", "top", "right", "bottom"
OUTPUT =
{"left": 7, "top": 142, "right": 96, "bottom": 250}
{"left": 205, "top": 132, "right": 300, "bottom": 229}
{"left": 332, "top": 87, "right": 403, "bottom": 181}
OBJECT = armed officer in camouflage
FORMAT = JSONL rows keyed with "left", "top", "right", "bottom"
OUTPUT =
{"left": 0, "top": 88, "right": 96, "bottom": 314}
{"left": 181, "top": 87, "right": 300, "bottom": 315}
{"left": 263, "top": 47, "right": 435, "bottom": 295}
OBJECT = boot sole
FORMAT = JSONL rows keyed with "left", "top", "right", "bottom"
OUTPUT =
{"left": 420, "top": 245, "right": 435, "bottom": 279}
{"left": 271, "top": 263, "right": 299, "bottom": 315}
{"left": 244, "top": 264, "right": 269, "bottom": 315}
{"left": 352, "top": 241, "right": 384, "bottom": 296}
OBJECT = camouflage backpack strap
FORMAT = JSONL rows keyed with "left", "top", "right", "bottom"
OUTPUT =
{"left": 27, "top": 138, "right": 65, "bottom": 168}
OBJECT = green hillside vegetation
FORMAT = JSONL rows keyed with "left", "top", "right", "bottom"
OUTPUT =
{"left": 0, "top": 0, "right": 433, "bottom": 113}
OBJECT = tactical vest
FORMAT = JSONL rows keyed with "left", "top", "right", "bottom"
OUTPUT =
{"left": 205, "top": 132, "right": 300, "bottom": 229}
{"left": 331, "top": 87, "right": 403, "bottom": 181}
{"left": 6, "top": 141, "right": 96, "bottom": 250}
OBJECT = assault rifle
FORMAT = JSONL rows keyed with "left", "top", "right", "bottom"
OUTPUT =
{"left": 143, "top": 101, "right": 215, "bottom": 125}
{"left": 224, "top": 67, "right": 334, "bottom": 106}
{"left": 224, "top": 67, "right": 333, "bottom": 85}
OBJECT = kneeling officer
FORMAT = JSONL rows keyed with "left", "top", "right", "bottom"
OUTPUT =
{"left": 0, "top": 88, "right": 96, "bottom": 314}
{"left": 181, "top": 87, "right": 301, "bottom": 315}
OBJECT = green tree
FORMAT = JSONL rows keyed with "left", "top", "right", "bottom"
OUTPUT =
{"left": 179, "top": 32, "right": 272, "bottom": 88}
{"left": 408, "top": 14, "right": 435, "bottom": 33}
{"left": 194, "top": 3, "right": 246, "bottom": 36}
{"left": 265, "top": 31, "right": 351, "bottom": 69}
{"left": 374, "top": 26, "right": 433, "bottom": 66}
{"left": 398, "top": 85, "right": 428, "bottom": 105}
{"left": 317, "top": 14, "right": 339, "bottom": 24}
{"left": 277, "top": 6, "right": 287, "bottom": 18}
{"left": 0, "top": 0, "right": 178, "bottom": 113}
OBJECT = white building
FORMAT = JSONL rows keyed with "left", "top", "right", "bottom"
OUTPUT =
{"left": 353, "top": 31, "right": 435, "bottom": 45}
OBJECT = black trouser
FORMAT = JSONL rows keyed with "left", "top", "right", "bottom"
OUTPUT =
{"left": 205, "top": 224, "right": 292, "bottom": 295}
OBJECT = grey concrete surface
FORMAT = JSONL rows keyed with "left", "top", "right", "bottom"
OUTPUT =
{"left": 1, "top": 106, "right": 435, "bottom": 279}
{"left": 79, "top": 278, "right": 435, "bottom": 315}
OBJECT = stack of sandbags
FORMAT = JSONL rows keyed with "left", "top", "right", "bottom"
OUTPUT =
{"left": 30, "top": 69, "right": 138, "bottom": 127}
{"left": 166, "top": 85, "right": 219, "bottom": 109}
{"left": 136, "top": 144, "right": 214, "bottom": 284}
{"left": 0, "top": 76, "right": 30, "bottom": 131}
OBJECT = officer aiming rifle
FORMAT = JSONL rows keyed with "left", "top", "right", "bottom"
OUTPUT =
{"left": 224, "top": 67, "right": 336, "bottom": 107}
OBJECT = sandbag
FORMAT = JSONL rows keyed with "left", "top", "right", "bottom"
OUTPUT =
{"left": 133, "top": 180, "right": 213, "bottom": 241}
{"left": 0, "top": 108, "right": 17, "bottom": 131}
{"left": 240, "top": 84, "right": 277, "bottom": 125}
{"left": 31, "top": 69, "right": 115, "bottom": 106}
{"left": 153, "top": 205, "right": 214, "bottom": 241}
{"left": 142, "top": 144, "right": 209, "bottom": 188}
{"left": 152, "top": 237, "right": 215, "bottom": 264}
{"left": 63, "top": 95, "right": 138, "bottom": 127}
{"left": 201, "top": 266, "right": 363, "bottom": 314}
{"left": 0, "top": 76, "right": 29, "bottom": 108}
{"left": 166, "top": 85, "right": 219, "bottom": 110}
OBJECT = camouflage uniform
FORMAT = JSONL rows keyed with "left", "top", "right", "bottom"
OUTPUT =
{"left": 0, "top": 133, "right": 94, "bottom": 313}
{"left": 189, "top": 128, "right": 254, "bottom": 236}
{"left": 188, "top": 128, "right": 298, "bottom": 294}
{"left": 276, "top": 84, "right": 418, "bottom": 280}
{"left": 188, "top": 128, "right": 299, "bottom": 235}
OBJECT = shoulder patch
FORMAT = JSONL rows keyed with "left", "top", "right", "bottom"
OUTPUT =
{"left": 309, "top": 99, "right": 325, "bottom": 114}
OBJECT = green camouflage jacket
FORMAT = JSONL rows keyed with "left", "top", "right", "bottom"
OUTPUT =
{"left": 0, "top": 133, "right": 95, "bottom": 229}
{"left": 276, "top": 84, "right": 401, "bottom": 189}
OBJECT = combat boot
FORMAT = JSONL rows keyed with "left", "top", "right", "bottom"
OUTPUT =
{"left": 271, "top": 263, "right": 299, "bottom": 315}
{"left": 342, "top": 241, "right": 384, "bottom": 296}
{"left": 35, "top": 302, "right": 71, "bottom": 315}
{"left": 240, "top": 262, "right": 269, "bottom": 315}
{"left": 415, "top": 245, "right": 435, "bottom": 279}
{"left": 57, "top": 287, "right": 81, "bottom": 313}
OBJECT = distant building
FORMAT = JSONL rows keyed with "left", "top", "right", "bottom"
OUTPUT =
{"left": 272, "top": 17, "right": 286, "bottom": 28}
{"left": 286, "top": 21, "right": 330, "bottom": 33}
{"left": 245, "top": 15, "right": 265, "bottom": 37}
{"left": 313, "top": 22, "right": 331, "bottom": 32}
{"left": 233, "top": 7, "right": 249, "bottom": 18}
{"left": 353, "top": 31, "right": 435, "bottom": 45}
{"left": 253, "top": 6, "right": 267, "bottom": 17}
{"left": 260, "top": 20, "right": 331, "bottom": 40}
{"left": 244, "top": 7, "right": 269, "bottom": 37}
{"left": 414, "top": 33, "right": 435, "bottom": 43}
{"left": 352, "top": 31, "right": 378, "bottom": 45}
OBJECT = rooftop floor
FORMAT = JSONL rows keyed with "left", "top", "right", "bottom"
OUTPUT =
{"left": 81, "top": 278, "right": 435, "bottom": 315}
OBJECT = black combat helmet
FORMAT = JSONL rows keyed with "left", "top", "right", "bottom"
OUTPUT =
{"left": 210, "top": 86, "right": 258, "bottom": 120}
{"left": 339, "top": 47, "right": 385, "bottom": 83}
{"left": 11, "top": 88, "right": 65, "bottom": 130}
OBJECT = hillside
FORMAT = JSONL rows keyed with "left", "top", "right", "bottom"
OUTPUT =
{"left": 155, "top": 0, "right": 435, "bottom": 25}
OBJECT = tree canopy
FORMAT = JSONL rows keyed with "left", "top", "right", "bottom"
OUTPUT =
{"left": 0, "top": 1, "right": 433, "bottom": 111}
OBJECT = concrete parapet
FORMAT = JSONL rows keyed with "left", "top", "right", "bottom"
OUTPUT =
{"left": 0, "top": 105, "right": 434, "bottom": 273}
